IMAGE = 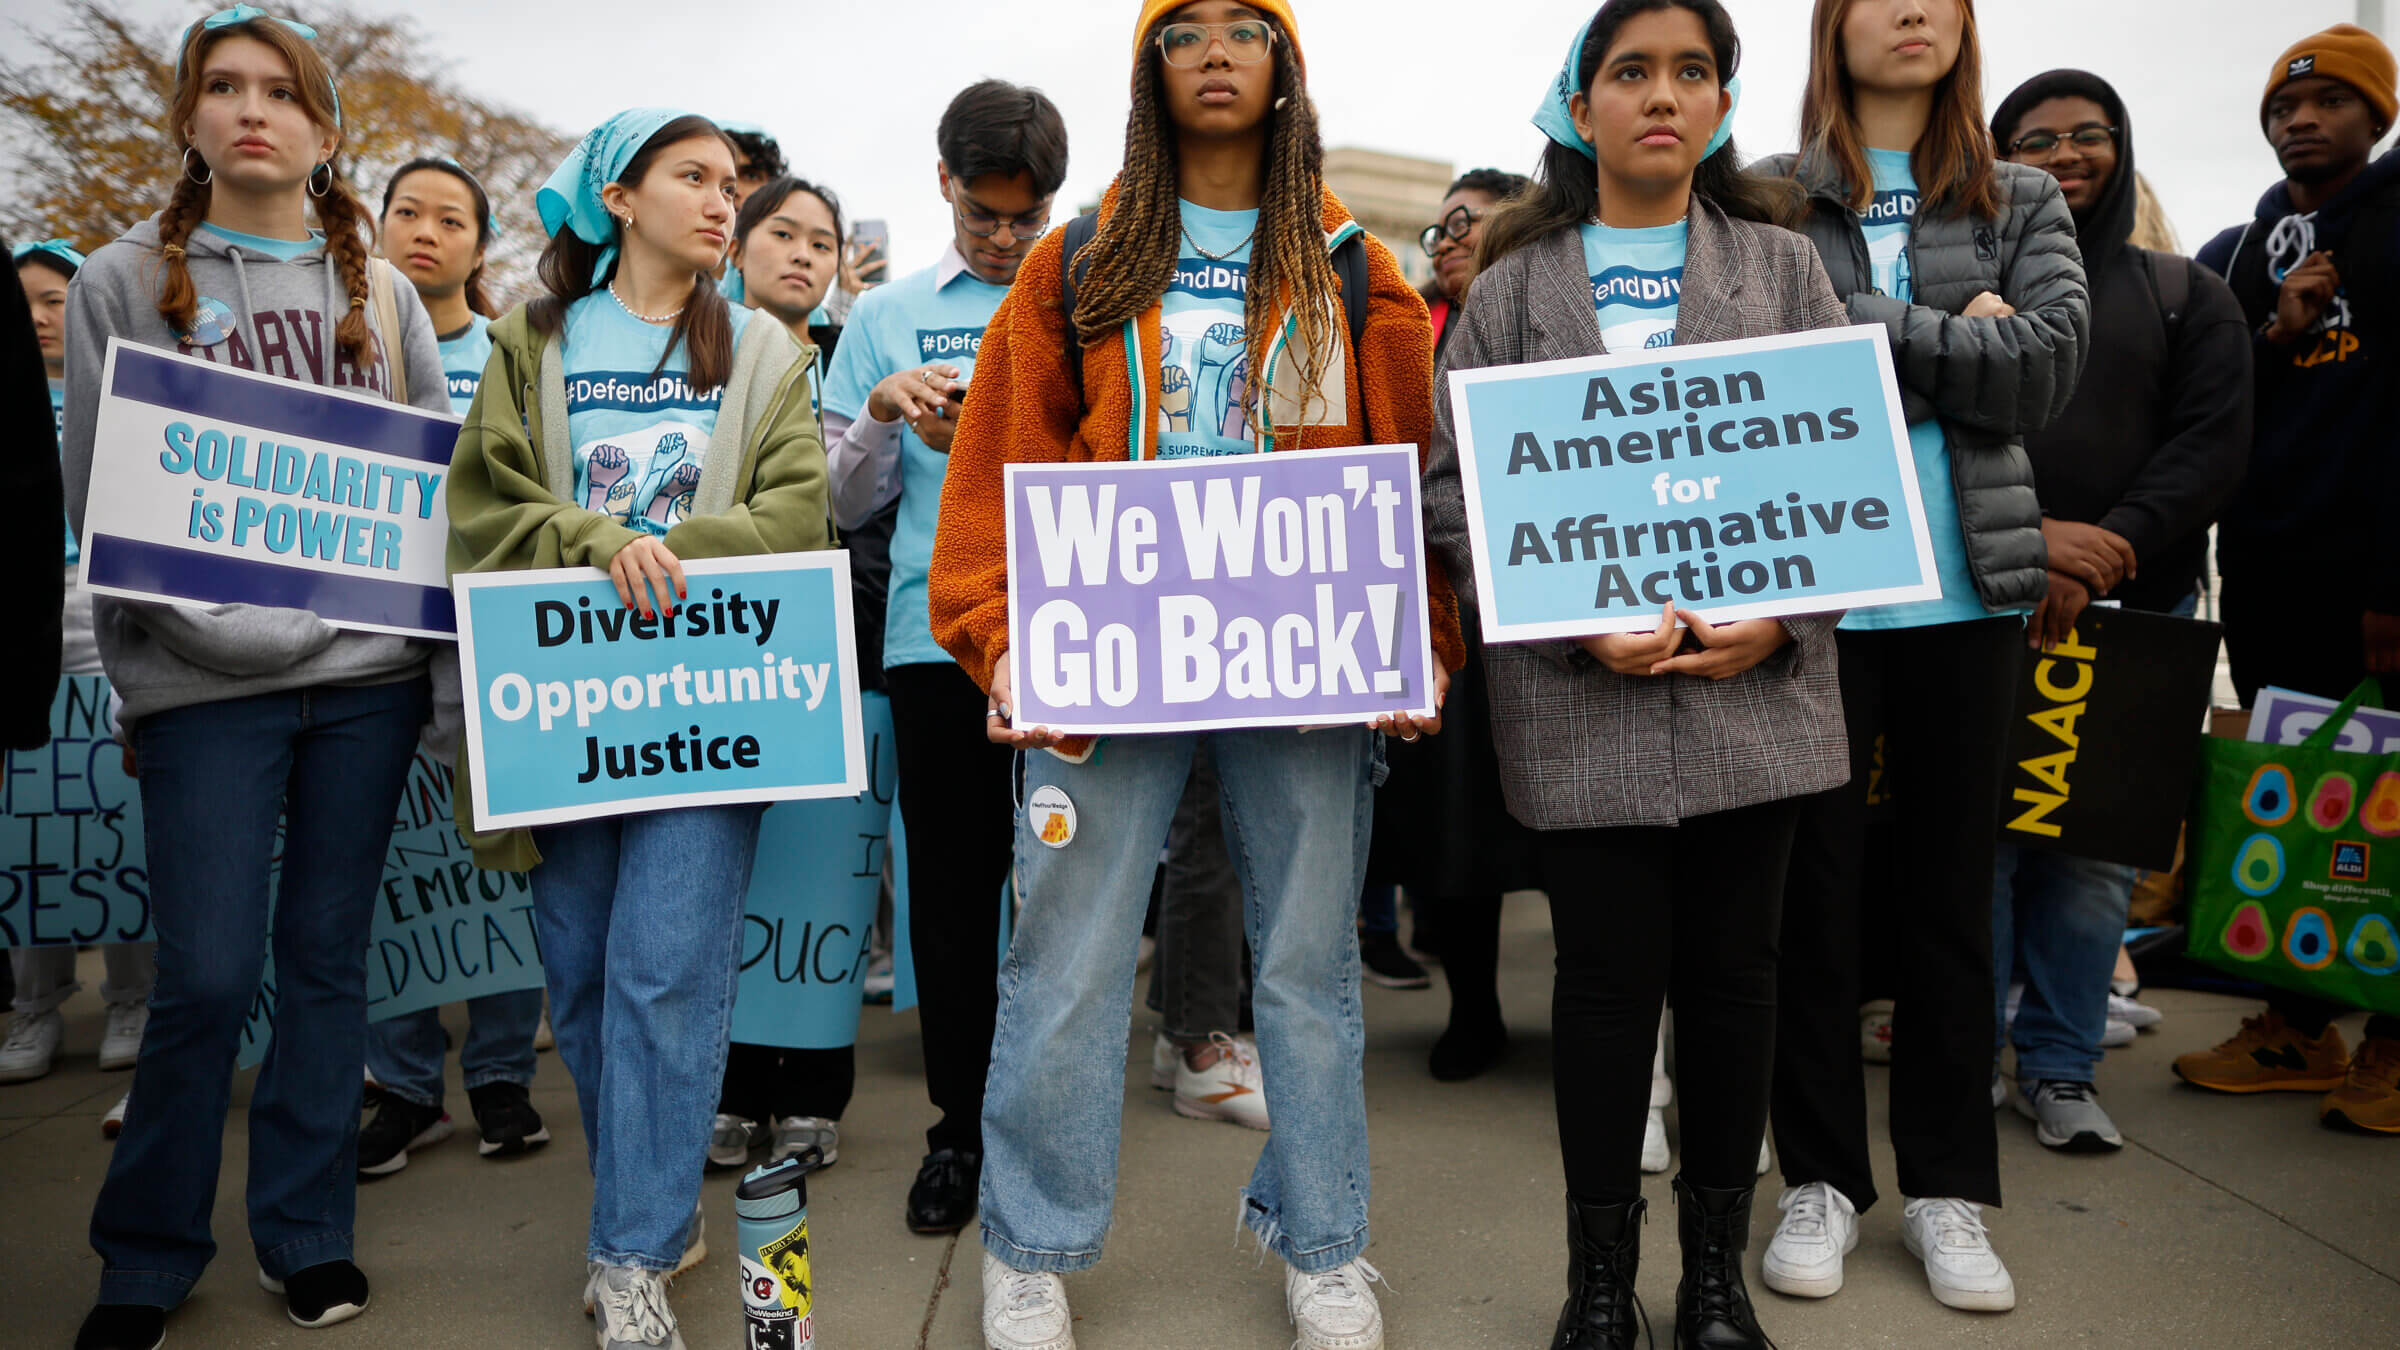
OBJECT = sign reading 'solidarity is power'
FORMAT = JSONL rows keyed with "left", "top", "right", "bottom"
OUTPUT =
{"left": 80, "top": 339, "right": 463, "bottom": 638}
{"left": 1446, "top": 326, "right": 1938, "bottom": 641}
{"left": 454, "top": 554, "right": 867, "bottom": 830}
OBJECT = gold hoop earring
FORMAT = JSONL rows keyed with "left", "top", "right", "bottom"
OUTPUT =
{"left": 307, "top": 162, "right": 333, "bottom": 198}
{"left": 181, "top": 147, "right": 212, "bottom": 185}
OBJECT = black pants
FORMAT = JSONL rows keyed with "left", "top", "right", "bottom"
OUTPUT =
{"left": 1432, "top": 891, "right": 1505, "bottom": 1028}
{"left": 887, "top": 662, "right": 1016, "bottom": 1155}
{"left": 720, "top": 1043, "right": 855, "bottom": 1122}
{"left": 1773, "top": 618, "right": 2020, "bottom": 1212}
{"left": 1543, "top": 798, "right": 1801, "bottom": 1204}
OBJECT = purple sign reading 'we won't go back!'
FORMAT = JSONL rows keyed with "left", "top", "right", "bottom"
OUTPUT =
{"left": 1003, "top": 445, "right": 1439, "bottom": 735}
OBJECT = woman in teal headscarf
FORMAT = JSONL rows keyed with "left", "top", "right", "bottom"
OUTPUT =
{"left": 443, "top": 107, "right": 829, "bottom": 1350}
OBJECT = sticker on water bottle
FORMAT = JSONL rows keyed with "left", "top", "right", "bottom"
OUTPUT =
{"left": 742, "top": 1229, "right": 815, "bottom": 1349}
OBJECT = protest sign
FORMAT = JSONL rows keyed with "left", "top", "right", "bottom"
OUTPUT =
{"left": 1445, "top": 326, "right": 1937, "bottom": 641}
{"left": 0, "top": 676, "right": 147, "bottom": 948}
{"left": 1002, "top": 444, "right": 1438, "bottom": 735}
{"left": 455, "top": 554, "right": 867, "bottom": 830}
{"left": 2251, "top": 686, "right": 2400, "bottom": 755}
{"left": 2001, "top": 607, "right": 2223, "bottom": 870}
{"left": 366, "top": 748, "right": 545, "bottom": 1022}
{"left": 733, "top": 693, "right": 894, "bottom": 1049}
{"left": 80, "top": 339, "right": 463, "bottom": 639}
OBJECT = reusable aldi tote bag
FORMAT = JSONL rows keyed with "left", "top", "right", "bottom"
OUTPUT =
{"left": 2187, "top": 680, "right": 2400, "bottom": 1015}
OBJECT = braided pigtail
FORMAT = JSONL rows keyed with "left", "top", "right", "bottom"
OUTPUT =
{"left": 1241, "top": 40, "right": 1340, "bottom": 438}
{"left": 313, "top": 171, "right": 380, "bottom": 367}
{"left": 1071, "top": 59, "right": 1184, "bottom": 348}
{"left": 152, "top": 171, "right": 213, "bottom": 338}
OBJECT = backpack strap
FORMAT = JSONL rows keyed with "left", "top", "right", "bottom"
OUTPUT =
{"left": 1332, "top": 230, "right": 1369, "bottom": 356}
{"left": 2143, "top": 247, "right": 2192, "bottom": 351}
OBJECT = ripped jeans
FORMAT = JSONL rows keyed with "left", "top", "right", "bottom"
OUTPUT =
{"left": 980, "top": 728, "right": 1378, "bottom": 1274}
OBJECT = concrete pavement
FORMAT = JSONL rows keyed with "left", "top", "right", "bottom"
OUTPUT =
{"left": 4, "top": 897, "right": 2393, "bottom": 1348}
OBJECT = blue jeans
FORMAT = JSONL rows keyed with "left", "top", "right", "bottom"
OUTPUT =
{"left": 982, "top": 728, "right": 1377, "bottom": 1275}
{"left": 1991, "top": 840, "right": 2134, "bottom": 1083}
{"left": 90, "top": 678, "right": 430, "bottom": 1306}
{"left": 364, "top": 988, "right": 543, "bottom": 1110}
{"left": 532, "top": 804, "right": 763, "bottom": 1270}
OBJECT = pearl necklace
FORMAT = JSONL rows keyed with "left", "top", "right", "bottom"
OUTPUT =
{"left": 609, "top": 281, "right": 684, "bottom": 324}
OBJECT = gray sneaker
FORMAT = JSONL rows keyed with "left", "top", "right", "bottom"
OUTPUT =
{"left": 589, "top": 1265, "right": 685, "bottom": 1349}
{"left": 2013, "top": 1078, "right": 2123, "bottom": 1152}
{"left": 769, "top": 1115, "right": 839, "bottom": 1168}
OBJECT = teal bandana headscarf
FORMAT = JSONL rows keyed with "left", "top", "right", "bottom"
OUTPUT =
{"left": 11, "top": 238, "right": 87, "bottom": 272}
{"left": 176, "top": 6, "right": 342, "bottom": 130}
{"left": 537, "top": 108, "right": 690, "bottom": 286}
{"left": 1532, "top": 12, "right": 1740, "bottom": 162}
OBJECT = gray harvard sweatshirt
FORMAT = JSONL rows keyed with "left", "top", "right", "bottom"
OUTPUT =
{"left": 61, "top": 214, "right": 453, "bottom": 729}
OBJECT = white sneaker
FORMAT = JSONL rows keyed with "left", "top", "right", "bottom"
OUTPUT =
{"left": 769, "top": 1115, "right": 838, "bottom": 1168}
{"left": 1149, "top": 1032, "right": 1178, "bottom": 1091}
{"left": 1858, "top": 1000, "right": 1894, "bottom": 1064}
{"left": 2107, "top": 992, "right": 2163, "bottom": 1030}
{"left": 1900, "top": 1196, "right": 2016, "bottom": 1311}
{"left": 0, "top": 1009, "right": 63, "bottom": 1082}
{"left": 1762, "top": 1181, "right": 1858, "bottom": 1298}
{"left": 707, "top": 1114, "right": 759, "bottom": 1169}
{"left": 590, "top": 1264, "right": 686, "bottom": 1349}
{"left": 2100, "top": 1018, "right": 2137, "bottom": 1049}
{"left": 1640, "top": 1107, "right": 1671, "bottom": 1174}
{"left": 1173, "top": 1032, "right": 1268, "bottom": 1130}
{"left": 99, "top": 1003, "right": 148, "bottom": 1071}
{"left": 982, "top": 1251, "right": 1074, "bottom": 1350}
{"left": 102, "top": 1091, "right": 130, "bottom": 1139}
{"left": 1286, "top": 1258, "right": 1385, "bottom": 1350}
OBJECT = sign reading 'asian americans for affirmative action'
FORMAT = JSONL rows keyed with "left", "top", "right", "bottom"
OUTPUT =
{"left": 80, "top": 339, "right": 463, "bottom": 638}
{"left": 454, "top": 554, "right": 867, "bottom": 830}
{"left": 1446, "top": 326, "right": 1939, "bottom": 641}
{"left": 1004, "top": 445, "right": 1439, "bottom": 736}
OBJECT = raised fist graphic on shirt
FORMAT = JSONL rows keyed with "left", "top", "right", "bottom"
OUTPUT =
{"left": 1160, "top": 363, "right": 1194, "bottom": 432}
{"left": 584, "top": 444, "right": 630, "bottom": 512}
{"left": 648, "top": 460, "right": 703, "bottom": 529}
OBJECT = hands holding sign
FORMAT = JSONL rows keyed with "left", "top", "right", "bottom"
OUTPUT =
{"left": 1580, "top": 603, "right": 1792, "bottom": 679}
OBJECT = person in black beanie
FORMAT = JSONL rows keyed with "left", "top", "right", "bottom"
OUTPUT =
{"left": 1986, "top": 69, "right": 2252, "bottom": 1153}
{"left": 0, "top": 235, "right": 66, "bottom": 751}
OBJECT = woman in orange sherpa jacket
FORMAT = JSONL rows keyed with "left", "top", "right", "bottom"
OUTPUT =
{"left": 926, "top": 4, "right": 1460, "bottom": 1348}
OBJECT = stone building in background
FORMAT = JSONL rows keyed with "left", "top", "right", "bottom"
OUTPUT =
{"left": 1324, "top": 147, "right": 1453, "bottom": 292}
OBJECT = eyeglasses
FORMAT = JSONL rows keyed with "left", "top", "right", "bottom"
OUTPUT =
{"left": 951, "top": 193, "right": 1051, "bottom": 241}
{"left": 2006, "top": 125, "right": 2118, "bottom": 159}
{"left": 1418, "top": 204, "right": 1484, "bottom": 259}
{"left": 1156, "top": 19, "right": 1276, "bottom": 68}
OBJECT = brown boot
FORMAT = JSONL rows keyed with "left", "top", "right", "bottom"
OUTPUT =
{"left": 2171, "top": 1010, "right": 2348, "bottom": 1093}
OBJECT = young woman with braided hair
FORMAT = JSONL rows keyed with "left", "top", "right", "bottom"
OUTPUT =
{"left": 927, "top": 4, "right": 1461, "bottom": 1347}
{"left": 59, "top": 10, "right": 451, "bottom": 1348}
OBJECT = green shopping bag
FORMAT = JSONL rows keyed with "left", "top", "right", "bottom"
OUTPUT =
{"left": 2186, "top": 680, "right": 2400, "bottom": 1015}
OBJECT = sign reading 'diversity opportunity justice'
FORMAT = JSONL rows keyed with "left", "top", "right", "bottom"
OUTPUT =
{"left": 1446, "top": 326, "right": 1938, "bottom": 641}
{"left": 1004, "top": 444, "right": 1438, "bottom": 735}
{"left": 455, "top": 554, "right": 867, "bottom": 830}
{"left": 81, "top": 339, "right": 464, "bottom": 639}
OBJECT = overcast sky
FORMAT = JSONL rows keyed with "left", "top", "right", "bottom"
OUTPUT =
{"left": 17, "top": 0, "right": 2390, "bottom": 270}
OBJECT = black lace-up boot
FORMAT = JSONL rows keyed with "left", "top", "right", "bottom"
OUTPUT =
{"left": 1551, "top": 1194, "right": 1647, "bottom": 1349}
{"left": 1674, "top": 1175, "right": 1772, "bottom": 1349}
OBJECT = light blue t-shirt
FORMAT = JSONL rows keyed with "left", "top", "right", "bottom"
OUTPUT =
{"left": 52, "top": 380, "right": 75, "bottom": 567}
{"left": 437, "top": 313, "right": 493, "bottom": 416}
{"left": 821, "top": 257, "right": 1010, "bottom": 670}
{"left": 561, "top": 293, "right": 755, "bottom": 538}
{"left": 1840, "top": 148, "right": 1996, "bottom": 631}
{"left": 198, "top": 223, "right": 323, "bottom": 261}
{"left": 1580, "top": 220, "right": 1686, "bottom": 353}
{"left": 1158, "top": 202, "right": 1259, "bottom": 460}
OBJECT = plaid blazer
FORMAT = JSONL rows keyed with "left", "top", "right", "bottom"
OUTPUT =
{"left": 1425, "top": 201, "right": 1853, "bottom": 830}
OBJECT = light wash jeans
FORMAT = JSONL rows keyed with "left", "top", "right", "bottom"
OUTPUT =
{"left": 1992, "top": 840, "right": 2136, "bottom": 1083}
{"left": 10, "top": 942, "right": 154, "bottom": 1016}
{"left": 364, "top": 988, "right": 542, "bottom": 1110}
{"left": 531, "top": 804, "right": 763, "bottom": 1270}
{"left": 982, "top": 728, "right": 1377, "bottom": 1276}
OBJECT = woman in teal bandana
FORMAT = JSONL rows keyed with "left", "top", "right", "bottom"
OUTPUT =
{"left": 444, "top": 108, "right": 830, "bottom": 1350}
{"left": 1422, "top": 4, "right": 1850, "bottom": 1347}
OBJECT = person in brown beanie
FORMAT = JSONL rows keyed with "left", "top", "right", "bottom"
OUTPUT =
{"left": 2184, "top": 22, "right": 2400, "bottom": 1132}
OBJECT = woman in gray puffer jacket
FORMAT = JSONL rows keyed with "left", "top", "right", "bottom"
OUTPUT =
{"left": 1752, "top": 0, "right": 2088, "bottom": 1322}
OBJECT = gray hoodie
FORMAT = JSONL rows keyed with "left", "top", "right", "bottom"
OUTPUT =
{"left": 60, "top": 214, "right": 453, "bottom": 728}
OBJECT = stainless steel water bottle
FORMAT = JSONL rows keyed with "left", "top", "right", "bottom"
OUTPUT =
{"left": 736, "top": 1150, "right": 819, "bottom": 1349}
